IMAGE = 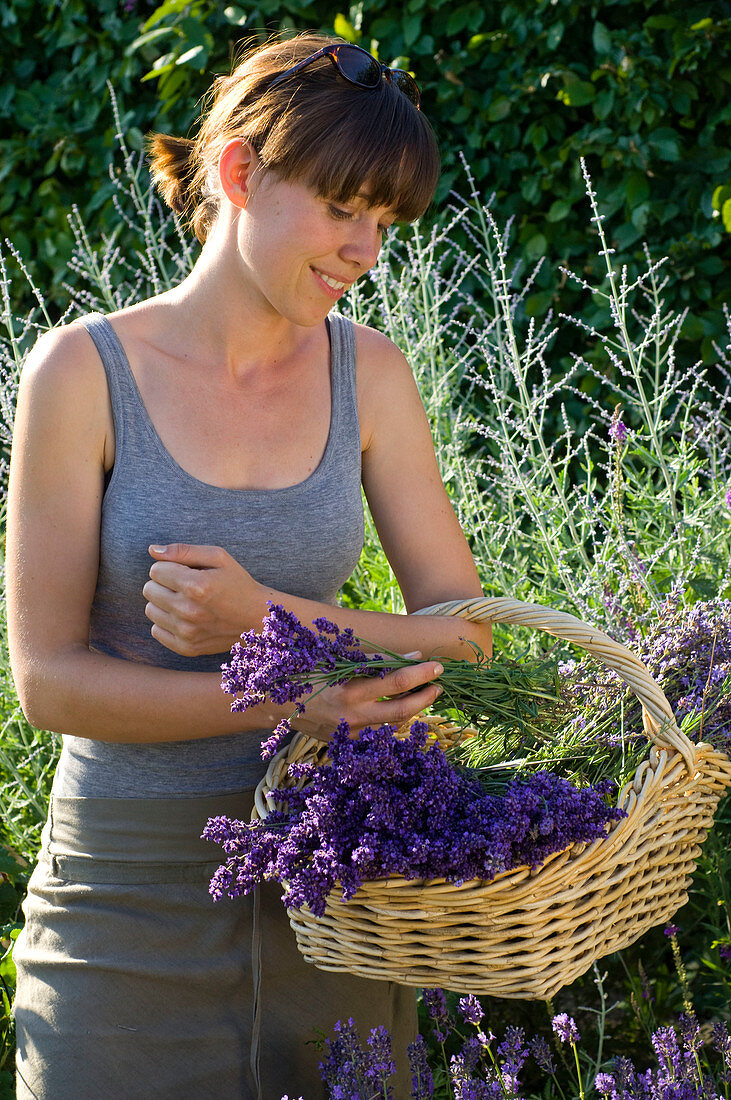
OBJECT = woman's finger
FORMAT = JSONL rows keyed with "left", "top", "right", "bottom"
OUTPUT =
{"left": 149, "top": 621, "right": 193, "bottom": 656}
{"left": 364, "top": 681, "right": 444, "bottom": 728}
{"left": 375, "top": 660, "right": 443, "bottom": 699}
{"left": 148, "top": 560, "right": 198, "bottom": 593}
{"left": 142, "top": 579, "right": 180, "bottom": 610}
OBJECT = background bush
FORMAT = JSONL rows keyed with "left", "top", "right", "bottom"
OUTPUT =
{"left": 3, "top": 0, "right": 730, "bottom": 365}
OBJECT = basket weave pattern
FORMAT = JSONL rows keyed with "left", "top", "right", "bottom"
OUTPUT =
{"left": 253, "top": 597, "right": 731, "bottom": 998}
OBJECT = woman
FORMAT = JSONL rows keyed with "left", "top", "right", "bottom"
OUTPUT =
{"left": 7, "top": 32, "right": 492, "bottom": 1099}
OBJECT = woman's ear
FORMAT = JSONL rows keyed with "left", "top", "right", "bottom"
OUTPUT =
{"left": 218, "top": 139, "right": 260, "bottom": 210}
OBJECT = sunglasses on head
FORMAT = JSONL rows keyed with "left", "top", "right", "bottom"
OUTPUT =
{"left": 268, "top": 43, "right": 421, "bottom": 109}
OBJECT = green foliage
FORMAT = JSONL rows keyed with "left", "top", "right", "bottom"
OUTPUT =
{"left": 0, "top": 845, "right": 27, "bottom": 1089}
{"left": 2, "top": 0, "right": 730, "bottom": 365}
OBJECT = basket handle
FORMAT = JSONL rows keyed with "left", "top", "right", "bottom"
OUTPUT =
{"left": 414, "top": 596, "right": 697, "bottom": 773}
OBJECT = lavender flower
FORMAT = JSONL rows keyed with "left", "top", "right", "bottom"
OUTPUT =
{"left": 407, "top": 1035, "right": 434, "bottom": 1099}
{"left": 552, "top": 1013, "right": 580, "bottom": 1044}
{"left": 529, "top": 1035, "right": 556, "bottom": 1074}
{"left": 594, "top": 1072, "right": 615, "bottom": 1095}
{"left": 725, "top": 487, "right": 731, "bottom": 509}
{"left": 422, "top": 988, "right": 451, "bottom": 1044}
{"left": 651, "top": 1025, "right": 681, "bottom": 1075}
{"left": 221, "top": 602, "right": 383, "bottom": 760}
{"left": 677, "top": 1013, "right": 702, "bottom": 1055}
{"left": 609, "top": 417, "right": 629, "bottom": 444}
{"left": 458, "top": 994, "right": 484, "bottom": 1026}
{"left": 318, "top": 1021, "right": 395, "bottom": 1097}
{"left": 422, "top": 988, "right": 448, "bottom": 1020}
{"left": 366, "top": 1025, "right": 396, "bottom": 1091}
{"left": 497, "top": 1026, "right": 528, "bottom": 1077}
{"left": 665, "top": 925, "right": 680, "bottom": 937}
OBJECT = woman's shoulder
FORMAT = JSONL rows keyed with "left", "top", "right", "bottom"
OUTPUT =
{"left": 351, "top": 320, "right": 412, "bottom": 383}
{"left": 17, "top": 320, "right": 114, "bottom": 453}
{"left": 350, "top": 320, "right": 424, "bottom": 446}
{"left": 21, "top": 318, "right": 105, "bottom": 385}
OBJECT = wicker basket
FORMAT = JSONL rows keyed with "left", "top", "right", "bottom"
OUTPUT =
{"left": 252, "top": 596, "right": 731, "bottom": 999}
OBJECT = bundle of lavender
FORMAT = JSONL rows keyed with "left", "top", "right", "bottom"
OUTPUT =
{"left": 220, "top": 602, "right": 566, "bottom": 762}
{"left": 204, "top": 718, "right": 624, "bottom": 914}
{"left": 206, "top": 605, "right": 628, "bottom": 914}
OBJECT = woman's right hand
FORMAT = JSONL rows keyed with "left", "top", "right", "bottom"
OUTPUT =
{"left": 292, "top": 655, "right": 444, "bottom": 741}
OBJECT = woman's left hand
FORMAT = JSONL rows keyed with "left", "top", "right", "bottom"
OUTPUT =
{"left": 144, "top": 544, "right": 262, "bottom": 656}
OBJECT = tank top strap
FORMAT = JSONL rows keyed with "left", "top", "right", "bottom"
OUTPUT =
{"left": 326, "top": 311, "right": 359, "bottom": 448}
{"left": 77, "top": 312, "right": 142, "bottom": 457}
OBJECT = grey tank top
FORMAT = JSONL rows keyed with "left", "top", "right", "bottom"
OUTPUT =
{"left": 53, "top": 311, "right": 365, "bottom": 797}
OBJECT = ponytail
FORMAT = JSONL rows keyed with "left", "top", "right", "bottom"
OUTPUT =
{"left": 148, "top": 134, "right": 197, "bottom": 214}
{"left": 147, "top": 133, "right": 217, "bottom": 242}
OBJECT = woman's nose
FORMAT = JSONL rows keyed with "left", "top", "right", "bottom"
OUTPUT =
{"left": 340, "top": 223, "right": 381, "bottom": 272}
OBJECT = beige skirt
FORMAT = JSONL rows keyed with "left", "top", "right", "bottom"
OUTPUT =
{"left": 14, "top": 792, "right": 417, "bottom": 1099}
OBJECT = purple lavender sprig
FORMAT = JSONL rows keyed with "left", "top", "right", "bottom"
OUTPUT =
{"left": 318, "top": 1017, "right": 396, "bottom": 1099}
{"left": 407, "top": 1034, "right": 434, "bottom": 1099}
{"left": 221, "top": 602, "right": 385, "bottom": 759}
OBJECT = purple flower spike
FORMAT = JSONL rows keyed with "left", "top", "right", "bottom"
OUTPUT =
{"left": 366, "top": 1024, "right": 396, "bottom": 1084}
{"left": 529, "top": 1035, "right": 556, "bottom": 1074}
{"left": 458, "top": 994, "right": 484, "bottom": 1026}
{"left": 422, "top": 988, "right": 448, "bottom": 1021}
{"left": 725, "top": 487, "right": 731, "bottom": 509}
{"left": 609, "top": 412, "right": 629, "bottom": 444}
{"left": 260, "top": 718, "right": 293, "bottom": 761}
{"left": 407, "top": 1035, "right": 434, "bottom": 1099}
{"left": 664, "top": 924, "right": 680, "bottom": 937}
{"left": 594, "top": 1073, "right": 615, "bottom": 1096}
{"left": 552, "top": 1013, "right": 580, "bottom": 1044}
{"left": 711, "top": 1021, "right": 731, "bottom": 1058}
{"left": 719, "top": 944, "right": 731, "bottom": 962}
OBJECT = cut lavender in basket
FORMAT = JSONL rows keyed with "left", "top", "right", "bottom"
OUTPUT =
{"left": 221, "top": 602, "right": 567, "bottom": 761}
{"left": 203, "top": 719, "right": 625, "bottom": 916}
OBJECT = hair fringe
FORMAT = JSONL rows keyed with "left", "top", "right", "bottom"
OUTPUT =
{"left": 145, "top": 32, "right": 439, "bottom": 242}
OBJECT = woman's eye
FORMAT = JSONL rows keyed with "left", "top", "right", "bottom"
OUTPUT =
{"left": 328, "top": 205, "right": 352, "bottom": 220}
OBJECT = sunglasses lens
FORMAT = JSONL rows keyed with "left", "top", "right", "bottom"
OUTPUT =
{"left": 391, "top": 69, "right": 420, "bottom": 107}
{"left": 337, "top": 46, "right": 382, "bottom": 87}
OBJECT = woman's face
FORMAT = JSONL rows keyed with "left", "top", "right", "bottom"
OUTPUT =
{"left": 234, "top": 169, "right": 397, "bottom": 326}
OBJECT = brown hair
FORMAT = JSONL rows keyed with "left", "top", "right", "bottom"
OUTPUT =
{"left": 148, "top": 32, "right": 440, "bottom": 242}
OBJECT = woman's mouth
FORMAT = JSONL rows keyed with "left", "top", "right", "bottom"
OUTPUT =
{"left": 312, "top": 267, "right": 348, "bottom": 298}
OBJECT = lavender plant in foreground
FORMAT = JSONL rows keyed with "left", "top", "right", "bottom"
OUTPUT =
{"left": 319, "top": 1002, "right": 731, "bottom": 1099}
{"left": 204, "top": 720, "right": 624, "bottom": 916}
{"left": 318, "top": 1017, "right": 396, "bottom": 1099}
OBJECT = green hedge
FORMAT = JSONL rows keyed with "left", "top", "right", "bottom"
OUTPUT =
{"left": 2, "top": 0, "right": 730, "bottom": 361}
